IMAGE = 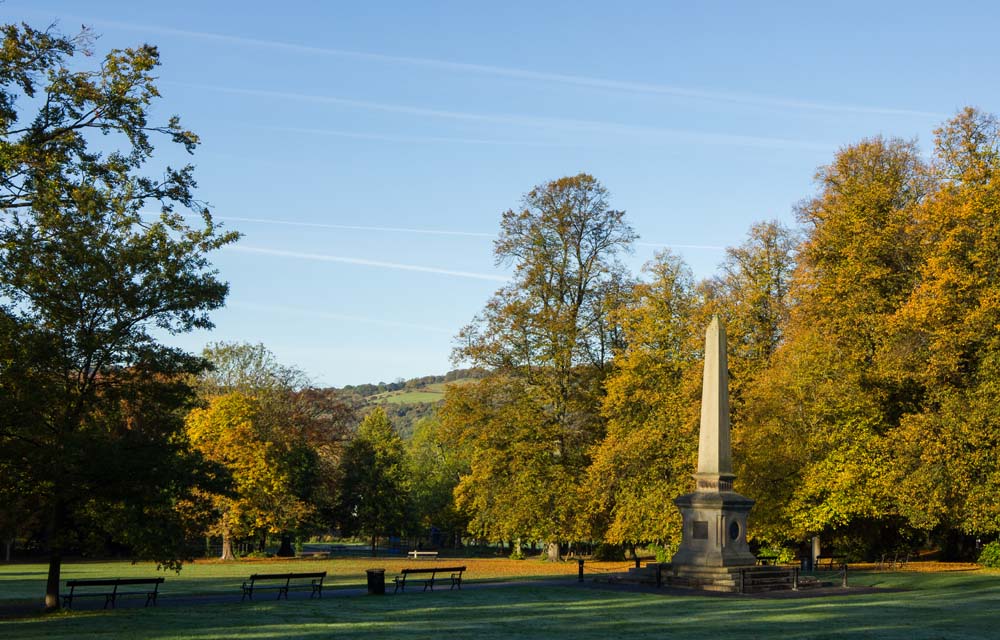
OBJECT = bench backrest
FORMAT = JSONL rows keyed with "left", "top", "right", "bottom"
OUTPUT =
{"left": 401, "top": 566, "right": 466, "bottom": 575}
{"left": 66, "top": 578, "right": 163, "bottom": 587}
{"left": 249, "top": 572, "right": 326, "bottom": 580}
{"left": 111, "top": 578, "right": 165, "bottom": 586}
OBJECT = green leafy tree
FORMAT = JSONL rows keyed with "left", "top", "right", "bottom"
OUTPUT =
{"left": 335, "top": 408, "right": 411, "bottom": 555}
{"left": 582, "top": 251, "right": 701, "bottom": 547}
{"left": 200, "top": 341, "right": 309, "bottom": 396}
{"left": 407, "top": 416, "right": 469, "bottom": 547}
{"left": 441, "top": 374, "right": 578, "bottom": 549}
{"left": 884, "top": 108, "right": 1000, "bottom": 547}
{"left": 708, "top": 221, "right": 797, "bottom": 381}
{"left": 699, "top": 221, "right": 799, "bottom": 544}
{"left": 0, "top": 23, "right": 239, "bottom": 608}
{"left": 197, "top": 342, "right": 351, "bottom": 557}
{"left": 738, "top": 136, "right": 927, "bottom": 550}
{"left": 185, "top": 393, "right": 314, "bottom": 560}
{"left": 452, "top": 173, "right": 635, "bottom": 559}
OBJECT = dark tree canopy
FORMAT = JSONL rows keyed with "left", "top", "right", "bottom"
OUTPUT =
{"left": 0, "top": 22, "right": 239, "bottom": 609}
{"left": 334, "top": 408, "right": 411, "bottom": 555}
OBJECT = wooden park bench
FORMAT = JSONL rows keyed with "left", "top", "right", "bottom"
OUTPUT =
{"left": 738, "top": 567, "right": 799, "bottom": 593}
{"left": 241, "top": 571, "right": 326, "bottom": 601}
{"left": 877, "top": 552, "right": 910, "bottom": 571}
{"left": 815, "top": 555, "right": 847, "bottom": 570}
{"left": 393, "top": 566, "right": 465, "bottom": 593}
{"left": 407, "top": 550, "right": 439, "bottom": 559}
{"left": 63, "top": 577, "right": 164, "bottom": 609}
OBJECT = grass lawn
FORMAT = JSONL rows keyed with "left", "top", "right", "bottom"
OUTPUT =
{"left": 0, "top": 556, "right": 611, "bottom": 601}
{"left": 2, "top": 560, "right": 998, "bottom": 639}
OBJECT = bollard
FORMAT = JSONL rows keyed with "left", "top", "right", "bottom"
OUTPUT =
{"left": 577, "top": 558, "right": 584, "bottom": 583}
{"left": 792, "top": 567, "right": 799, "bottom": 591}
{"left": 841, "top": 562, "right": 848, "bottom": 588}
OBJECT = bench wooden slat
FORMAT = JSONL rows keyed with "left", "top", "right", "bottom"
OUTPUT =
{"left": 63, "top": 577, "right": 164, "bottom": 609}
{"left": 393, "top": 566, "right": 466, "bottom": 593}
{"left": 815, "top": 555, "right": 847, "bottom": 570}
{"left": 241, "top": 571, "right": 326, "bottom": 602}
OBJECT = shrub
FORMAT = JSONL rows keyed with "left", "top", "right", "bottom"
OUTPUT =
{"left": 648, "top": 542, "right": 679, "bottom": 564}
{"left": 592, "top": 543, "right": 625, "bottom": 561}
{"left": 978, "top": 541, "right": 1000, "bottom": 568}
{"left": 756, "top": 546, "right": 796, "bottom": 564}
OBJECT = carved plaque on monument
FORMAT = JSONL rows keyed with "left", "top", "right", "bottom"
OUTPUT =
{"left": 693, "top": 521, "right": 709, "bottom": 539}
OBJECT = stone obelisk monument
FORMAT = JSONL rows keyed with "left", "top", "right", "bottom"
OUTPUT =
{"left": 670, "top": 316, "right": 756, "bottom": 587}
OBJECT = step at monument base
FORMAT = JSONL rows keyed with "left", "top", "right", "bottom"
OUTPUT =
{"left": 610, "top": 563, "right": 813, "bottom": 593}
{"left": 669, "top": 565, "right": 746, "bottom": 592}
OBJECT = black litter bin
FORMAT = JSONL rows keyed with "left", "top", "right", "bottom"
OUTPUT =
{"left": 366, "top": 568, "right": 386, "bottom": 595}
{"left": 800, "top": 557, "right": 813, "bottom": 572}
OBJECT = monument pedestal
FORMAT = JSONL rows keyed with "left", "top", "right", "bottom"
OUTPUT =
{"left": 671, "top": 488, "right": 756, "bottom": 570}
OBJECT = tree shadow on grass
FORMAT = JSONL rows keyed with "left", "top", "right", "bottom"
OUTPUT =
{"left": 1, "top": 574, "right": 999, "bottom": 639}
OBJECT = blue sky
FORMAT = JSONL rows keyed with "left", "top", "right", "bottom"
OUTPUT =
{"left": 7, "top": 1, "right": 999, "bottom": 386}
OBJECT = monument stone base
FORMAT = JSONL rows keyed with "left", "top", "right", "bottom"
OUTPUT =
{"left": 668, "top": 565, "right": 747, "bottom": 592}
{"left": 671, "top": 489, "right": 757, "bottom": 569}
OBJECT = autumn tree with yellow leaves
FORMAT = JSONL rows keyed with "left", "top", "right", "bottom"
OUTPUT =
{"left": 449, "top": 174, "right": 635, "bottom": 560}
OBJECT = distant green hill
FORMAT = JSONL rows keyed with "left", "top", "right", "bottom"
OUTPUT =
{"left": 329, "top": 369, "right": 486, "bottom": 438}
{"left": 367, "top": 379, "right": 476, "bottom": 405}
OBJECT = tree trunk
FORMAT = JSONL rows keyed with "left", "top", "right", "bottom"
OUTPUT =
{"left": 4, "top": 538, "right": 12, "bottom": 562}
{"left": 370, "top": 535, "right": 377, "bottom": 557}
{"left": 220, "top": 529, "right": 236, "bottom": 561}
{"left": 276, "top": 534, "right": 295, "bottom": 557}
{"left": 545, "top": 541, "right": 561, "bottom": 562}
{"left": 44, "top": 499, "right": 65, "bottom": 611}
{"left": 45, "top": 552, "right": 61, "bottom": 611}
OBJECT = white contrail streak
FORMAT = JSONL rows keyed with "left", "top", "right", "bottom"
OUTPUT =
{"left": 227, "top": 245, "right": 509, "bottom": 282}
{"left": 258, "top": 125, "right": 567, "bottom": 148}
{"left": 227, "top": 301, "right": 453, "bottom": 333}
{"left": 212, "top": 214, "right": 494, "bottom": 238}
{"left": 141, "top": 211, "right": 725, "bottom": 250}
{"left": 146, "top": 211, "right": 494, "bottom": 238}
{"left": 636, "top": 241, "right": 726, "bottom": 250}
{"left": 83, "top": 17, "right": 940, "bottom": 119}
{"left": 177, "top": 82, "right": 830, "bottom": 151}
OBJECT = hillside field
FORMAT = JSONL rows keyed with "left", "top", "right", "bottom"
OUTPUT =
{"left": 368, "top": 379, "right": 474, "bottom": 405}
